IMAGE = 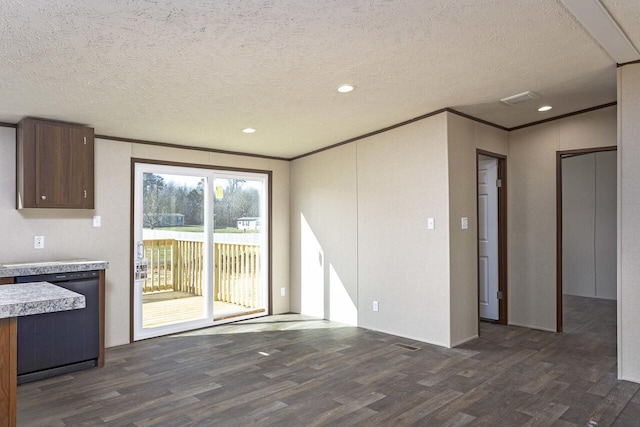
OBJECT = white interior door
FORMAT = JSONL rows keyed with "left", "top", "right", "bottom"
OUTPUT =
{"left": 478, "top": 155, "right": 499, "bottom": 320}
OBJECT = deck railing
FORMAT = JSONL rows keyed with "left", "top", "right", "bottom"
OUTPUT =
{"left": 143, "top": 239, "right": 261, "bottom": 308}
{"left": 215, "top": 243, "right": 261, "bottom": 308}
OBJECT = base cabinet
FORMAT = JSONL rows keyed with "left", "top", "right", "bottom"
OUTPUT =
{"left": 0, "top": 318, "right": 17, "bottom": 427}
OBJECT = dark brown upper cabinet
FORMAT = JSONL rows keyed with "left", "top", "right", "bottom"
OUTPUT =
{"left": 17, "top": 118, "right": 95, "bottom": 209}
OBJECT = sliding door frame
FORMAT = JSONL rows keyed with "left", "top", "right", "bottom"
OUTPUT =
{"left": 129, "top": 158, "right": 272, "bottom": 342}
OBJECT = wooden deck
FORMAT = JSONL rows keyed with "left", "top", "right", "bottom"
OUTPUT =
{"left": 142, "top": 291, "right": 264, "bottom": 328}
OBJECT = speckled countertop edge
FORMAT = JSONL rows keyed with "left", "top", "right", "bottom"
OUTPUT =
{"left": 0, "top": 260, "right": 109, "bottom": 278}
{"left": 0, "top": 281, "right": 86, "bottom": 319}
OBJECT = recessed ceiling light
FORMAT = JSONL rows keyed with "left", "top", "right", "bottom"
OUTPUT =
{"left": 242, "top": 128, "right": 256, "bottom": 134}
{"left": 538, "top": 106, "right": 553, "bottom": 112}
{"left": 337, "top": 84, "right": 355, "bottom": 93}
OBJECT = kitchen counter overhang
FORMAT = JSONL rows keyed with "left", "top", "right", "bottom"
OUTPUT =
{"left": 0, "top": 260, "right": 109, "bottom": 278}
{"left": 0, "top": 281, "right": 86, "bottom": 318}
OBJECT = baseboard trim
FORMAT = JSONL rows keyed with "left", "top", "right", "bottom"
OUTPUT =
{"left": 508, "top": 322, "right": 557, "bottom": 333}
{"left": 451, "top": 334, "right": 479, "bottom": 347}
{"left": 360, "top": 325, "right": 450, "bottom": 348}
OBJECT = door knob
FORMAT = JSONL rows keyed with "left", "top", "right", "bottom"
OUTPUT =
{"left": 41, "top": 195, "right": 47, "bottom": 200}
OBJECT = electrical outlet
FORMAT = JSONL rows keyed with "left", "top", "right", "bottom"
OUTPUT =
{"left": 461, "top": 217, "right": 469, "bottom": 230}
{"left": 373, "top": 300, "right": 379, "bottom": 312}
{"left": 34, "top": 235, "right": 44, "bottom": 249}
{"left": 93, "top": 215, "right": 101, "bottom": 227}
{"left": 281, "top": 287, "right": 286, "bottom": 297}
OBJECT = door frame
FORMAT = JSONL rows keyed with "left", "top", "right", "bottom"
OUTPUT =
{"left": 476, "top": 149, "right": 508, "bottom": 330}
{"left": 555, "top": 146, "right": 617, "bottom": 333}
{"left": 129, "top": 158, "right": 273, "bottom": 342}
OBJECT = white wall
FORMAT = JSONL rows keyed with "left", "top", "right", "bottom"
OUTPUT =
{"left": 357, "top": 115, "right": 451, "bottom": 346}
{"left": 290, "top": 112, "right": 507, "bottom": 347}
{"left": 508, "top": 106, "right": 617, "bottom": 331}
{"left": 447, "top": 113, "right": 508, "bottom": 345}
{"left": 290, "top": 113, "right": 453, "bottom": 345}
{"left": 562, "top": 151, "right": 616, "bottom": 299}
{"left": 289, "top": 143, "right": 358, "bottom": 325}
{"left": 0, "top": 130, "right": 290, "bottom": 347}
{"left": 618, "top": 63, "right": 640, "bottom": 382}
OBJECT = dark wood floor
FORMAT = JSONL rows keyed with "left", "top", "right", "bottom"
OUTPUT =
{"left": 18, "top": 295, "right": 639, "bottom": 426}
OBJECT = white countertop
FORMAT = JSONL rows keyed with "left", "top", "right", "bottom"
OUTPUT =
{"left": 0, "top": 282, "right": 85, "bottom": 319}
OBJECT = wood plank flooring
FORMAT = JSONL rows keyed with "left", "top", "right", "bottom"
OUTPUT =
{"left": 17, "top": 295, "right": 639, "bottom": 426}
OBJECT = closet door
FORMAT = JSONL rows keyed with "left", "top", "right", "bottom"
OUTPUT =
{"left": 562, "top": 154, "right": 596, "bottom": 297}
{"left": 562, "top": 151, "right": 617, "bottom": 300}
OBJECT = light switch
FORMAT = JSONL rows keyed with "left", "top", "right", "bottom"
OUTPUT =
{"left": 461, "top": 217, "right": 469, "bottom": 230}
{"left": 427, "top": 217, "right": 435, "bottom": 230}
{"left": 93, "top": 215, "right": 101, "bottom": 228}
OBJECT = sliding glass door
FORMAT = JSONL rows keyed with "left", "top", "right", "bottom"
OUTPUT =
{"left": 133, "top": 162, "right": 269, "bottom": 340}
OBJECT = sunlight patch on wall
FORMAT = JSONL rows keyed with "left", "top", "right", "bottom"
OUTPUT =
{"left": 329, "top": 264, "right": 357, "bottom": 325}
{"left": 301, "top": 213, "right": 324, "bottom": 318}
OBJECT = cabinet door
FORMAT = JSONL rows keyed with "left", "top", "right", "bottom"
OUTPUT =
{"left": 34, "top": 122, "right": 87, "bottom": 208}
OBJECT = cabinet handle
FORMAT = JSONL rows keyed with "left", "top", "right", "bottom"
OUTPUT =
{"left": 41, "top": 195, "right": 47, "bottom": 200}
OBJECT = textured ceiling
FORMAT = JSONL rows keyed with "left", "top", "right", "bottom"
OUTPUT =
{"left": 0, "top": 0, "right": 638, "bottom": 158}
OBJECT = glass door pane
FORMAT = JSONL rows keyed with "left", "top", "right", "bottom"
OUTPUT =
{"left": 133, "top": 164, "right": 213, "bottom": 340}
{"left": 213, "top": 175, "right": 268, "bottom": 322}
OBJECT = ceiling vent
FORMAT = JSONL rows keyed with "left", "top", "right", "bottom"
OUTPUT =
{"left": 500, "top": 91, "right": 539, "bottom": 106}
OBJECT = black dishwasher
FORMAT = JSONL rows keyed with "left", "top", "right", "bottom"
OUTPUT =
{"left": 15, "top": 270, "right": 100, "bottom": 384}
